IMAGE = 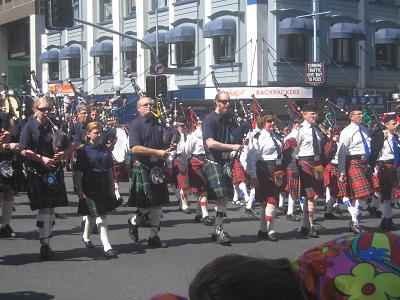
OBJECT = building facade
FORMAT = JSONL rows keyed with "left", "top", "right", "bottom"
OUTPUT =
{"left": 40, "top": 0, "right": 400, "bottom": 113}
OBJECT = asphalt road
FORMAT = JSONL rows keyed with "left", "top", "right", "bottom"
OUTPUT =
{"left": 1, "top": 172, "right": 399, "bottom": 300}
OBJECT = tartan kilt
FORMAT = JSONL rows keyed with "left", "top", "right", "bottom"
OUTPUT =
{"left": 286, "top": 162, "right": 301, "bottom": 199}
{"left": 297, "top": 160, "right": 324, "bottom": 198}
{"left": 25, "top": 167, "right": 68, "bottom": 211}
{"left": 347, "top": 159, "right": 373, "bottom": 200}
{"left": 377, "top": 163, "right": 400, "bottom": 200}
{"left": 232, "top": 158, "right": 247, "bottom": 185}
{"left": 372, "top": 174, "right": 380, "bottom": 191}
{"left": 128, "top": 163, "right": 169, "bottom": 208}
{"left": 113, "top": 161, "right": 130, "bottom": 182}
{"left": 189, "top": 157, "right": 207, "bottom": 194}
{"left": 323, "top": 163, "right": 347, "bottom": 198}
{"left": 78, "top": 171, "right": 120, "bottom": 216}
{"left": 204, "top": 158, "right": 232, "bottom": 201}
{"left": 173, "top": 157, "right": 190, "bottom": 190}
{"left": 255, "top": 161, "right": 280, "bottom": 205}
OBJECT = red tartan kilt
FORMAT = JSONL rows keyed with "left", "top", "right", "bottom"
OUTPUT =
{"left": 173, "top": 158, "right": 190, "bottom": 190}
{"left": 378, "top": 163, "right": 400, "bottom": 200}
{"left": 232, "top": 159, "right": 247, "bottom": 185}
{"left": 323, "top": 163, "right": 347, "bottom": 198}
{"left": 285, "top": 164, "right": 301, "bottom": 199}
{"left": 188, "top": 158, "right": 207, "bottom": 193}
{"left": 372, "top": 174, "right": 380, "bottom": 191}
{"left": 113, "top": 162, "right": 130, "bottom": 182}
{"left": 347, "top": 159, "right": 373, "bottom": 200}
{"left": 297, "top": 160, "right": 323, "bottom": 198}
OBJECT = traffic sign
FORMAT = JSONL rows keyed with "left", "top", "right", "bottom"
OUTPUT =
{"left": 154, "top": 62, "right": 164, "bottom": 74}
{"left": 305, "top": 61, "right": 324, "bottom": 84}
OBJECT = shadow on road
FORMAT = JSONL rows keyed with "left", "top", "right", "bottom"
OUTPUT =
{"left": 0, "top": 291, "right": 54, "bottom": 299}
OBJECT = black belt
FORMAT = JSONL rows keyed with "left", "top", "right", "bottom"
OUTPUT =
{"left": 347, "top": 155, "right": 367, "bottom": 160}
{"left": 192, "top": 154, "right": 206, "bottom": 160}
{"left": 298, "top": 155, "right": 320, "bottom": 162}
{"left": 259, "top": 159, "right": 282, "bottom": 165}
{"left": 378, "top": 159, "right": 394, "bottom": 164}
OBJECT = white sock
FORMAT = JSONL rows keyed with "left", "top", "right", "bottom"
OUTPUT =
{"left": 232, "top": 185, "right": 239, "bottom": 202}
{"left": 131, "top": 208, "right": 150, "bottom": 225}
{"left": 1, "top": 199, "right": 14, "bottom": 227}
{"left": 37, "top": 214, "right": 50, "bottom": 244}
{"left": 247, "top": 188, "right": 256, "bottom": 209}
{"left": 96, "top": 217, "right": 112, "bottom": 252}
{"left": 344, "top": 199, "right": 357, "bottom": 223}
{"left": 199, "top": 196, "right": 208, "bottom": 217}
{"left": 325, "top": 187, "right": 331, "bottom": 204}
{"left": 370, "top": 192, "right": 381, "bottom": 209}
{"left": 215, "top": 205, "right": 226, "bottom": 226}
{"left": 278, "top": 193, "right": 284, "bottom": 208}
{"left": 259, "top": 206, "right": 267, "bottom": 232}
{"left": 238, "top": 182, "right": 250, "bottom": 203}
{"left": 149, "top": 207, "right": 162, "bottom": 238}
{"left": 265, "top": 206, "right": 276, "bottom": 233}
{"left": 49, "top": 213, "right": 56, "bottom": 238}
{"left": 180, "top": 189, "right": 189, "bottom": 210}
{"left": 114, "top": 182, "right": 121, "bottom": 199}
{"left": 83, "top": 216, "right": 95, "bottom": 242}
{"left": 287, "top": 194, "right": 294, "bottom": 215}
{"left": 354, "top": 199, "right": 363, "bottom": 221}
{"left": 383, "top": 201, "right": 393, "bottom": 219}
{"left": 299, "top": 197, "right": 305, "bottom": 212}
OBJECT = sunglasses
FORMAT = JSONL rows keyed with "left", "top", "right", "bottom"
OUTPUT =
{"left": 218, "top": 100, "right": 229, "bottom": 104}
{"left": 265, "top": 119, "right": 274, "bottom": 123}
{"left": 36, "top": 107, "right": 51, "bottom": 113}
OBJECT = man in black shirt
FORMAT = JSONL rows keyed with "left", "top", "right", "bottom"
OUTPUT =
{"left": 202, "top": 91, "right": 242, "bottom": 245}
{"left": 127, "top": 96, "right": 172, "bottom": 248}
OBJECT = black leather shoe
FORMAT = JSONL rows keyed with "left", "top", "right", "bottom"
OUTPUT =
{"left": 104, "top": 249, "right": 118, "bottom": 259}
{"left": 0, "top": 224, "right": 17, "bottom": 238}
{"left": 202, "top": 216, "right": 215, "bottom": 226}
{"left": 194, "top": 215, "right": 203, "bottom": 223}
{"left": 308, "top": 226, "right": 319, "bottom": 238}
{"left": 380, "top": 218, "right": 396, "bottom": 231}
{"left": 213, "top": 230, "right": 232, "bottom": 245}
{"left": 148, "top": 236, "right": 168, "bottom": 248}
{"left": 394, "top": 201, "right": 400, "bottom": 209}
{"left": 349, "top": 221, "right": 365, "bottom": 234}
{"left": 40, "top": 244, "right": 52, "bottom": 260}
{"left": 286, "top": 214, "right": 300, "bottom": 221}
{"left": 367, "top": 206, "right": 382, "bottom": 218}
{"left": 300, "top": 226, "right": 310, "bottom": 236}
{"left": 182, "top": 208, "right": 192, "bottom": 214}
{"left": 117, "top": 197, "right": 124, "bottom": 206}
{"left": 82, "top": 238, "right": 95, "bottom": 249}
{"left": 324, "top": 212, "right": 339, "bottom": 220}
{"left": 128, "top": 218, "right": 139, "bottom": 242}
{"left": 257, "top": 230, "right": 267, "bottom": 239}
{"left": 267, "top": 231, "right": 279, "bottom": 242}
{"left": 244, "top": 208, "right": 258, "bottom": 217}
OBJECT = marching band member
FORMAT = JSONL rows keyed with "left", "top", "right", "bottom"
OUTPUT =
{"left": 294, "top": 104, "right": 326, "bottom": 238}
{"left": 19, "top": 96, "right": 69, "bottom": 260}
{"left": 185, "top": 120, "right": 214, "bottom": 226}
{"left": 202, "top": 91, "right": 242, "bottom": 245}
{"left": 75, "top": 121, "right": 119, "bottom": 258}
{"left": 338, "top": 105, "right": 374, "bottom": 234}
{"left": 247, "top": 113, "right": 283, "bottom": 241}
{"left": 127, "top": 96, "right": 173, "bottom": 248}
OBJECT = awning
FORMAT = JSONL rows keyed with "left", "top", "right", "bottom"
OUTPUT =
{"left": 375, "top": 28, "right": 400, "bottom": 44}
{"left": 329, "top": 22, "right": 366, "bottom": 40}
{"left": 279, "top": 17, "right": 313, "bottom": 35}
{"left": 142, "top": 31, "right": 167, "bottom": 48}
{"left": 39, "top": 49, "right": 59, "bottom": 63}
{"left": 121, "top": 37, "right": 137, "bottom": 52}
{"left": 165, "top": 25, "right": 195, "bottom": 44}
{"left": 203, "top": 17, "right": 236, "bottom": 38}
{"left": 90, "top": 41, "right": 113, "bottom": 57}
{"left": 59, "top": 45, "right": 80, "bottom": 60}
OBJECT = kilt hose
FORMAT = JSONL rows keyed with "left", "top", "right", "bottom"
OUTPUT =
{"left": 113, "top": 161, "right": 130, "bottom": 182}
{"left": 297, "top": 160, "right": 324, "bottom": 198}
{"left": 188, "top": 156, "right": 207, "bottom": 194}
{"left": 173, "top": 157, "right": 190, "bottom": 190}
{"left": 232, "top": 158, "right": 247, "bottom": 185}
{"left": 204, "top": 158, "right": 232, "bottom": 201}
{"left": 377, "top": 162, "right": 400, "bottom": 200}
{"left": 286, "top": 162, "right": 301, "bottom": 200}
{"left": 346, "top": 159, "right": 373, "bottom": 200}
{"left": 323, "top": 163, "right": 347, "bottom": 198}
{"left": 255, "top": 161, "right": 280, "bottom": 206}
{"left": 128, "top": 162, "right": 170, "bottom": 208}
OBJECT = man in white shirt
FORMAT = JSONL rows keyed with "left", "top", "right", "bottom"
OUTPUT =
{"left": 338, "top": 105, "right": 373, "bottom": 234}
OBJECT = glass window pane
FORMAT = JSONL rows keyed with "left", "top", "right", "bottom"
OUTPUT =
{"left": 124, "top": 51, "right": 137, "bottom": 73}
{"left": 68, "top": 58, "right": 80, "bottom": 78}
{"left": 175, "top": 42, "right": 194, "bottom": 67}
{"left": 48, "top": 62, "right": 59, "bottom": 81}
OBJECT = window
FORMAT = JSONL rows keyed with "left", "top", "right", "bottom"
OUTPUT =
{"left": 376, "top": 43, "right": 397, "bottom": 67}
{"left": 48, "top": 62, "right": 59, "bottom": 81}
{"left": 100, "top": 0, "right": 112, "bottom": 22}
{"left": 151, "top": 0, "right": 167, "bottom": 10}
{"left": 96, "top": 55, "right": 113, "bottom": 77}
{"left": 150, "top": 46, "right": 168, "bottom": 73}
{"left": 174, "top": 42, "right": 195, "bottom": 67}
{"left": 332, "top": 38, "right": 354, "bottom": 65}
{"left": 123, "top": 51, "right": 137, "bottom": 74}
{"left": 69, "top": 58, "right": 81, "bottom": 79}
{"left": 213, "top": 35, "right": 235, "bottom": 64}
{"left": 126, "top": 0, "right": 136, "bottom": 16}
{"left": 282, "top": 35, "right": 307, "bottom": 62}
{"left": 73, "top": 0, "right": 80, "bottom": 25}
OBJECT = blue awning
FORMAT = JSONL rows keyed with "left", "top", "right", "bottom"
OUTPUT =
{"left": 39, "top": 49, "right": 59, "bottom": 63}
{"left": 142, "top": 31, "right": 167, "bottom": 48}
{"left": 279, "top": 17, "right": 313, "bottom": 35}
{"left": 121, "top": 37, "right": 137, "bottom": 52}
{"left": 329, "top": 23, "right": 365, "bottom": 40}
{"left": 375, "top": 28, "right": 400, "bottom": 44}
{"left": 90, "top": 41, "right": 113, "bottom": 57}
{"left": 59, "top": 45, "right": 80, "bottom": 60}
{"left": 165, "top": 25, "right": 195, "bottom": 44}
{"left": 203, "top": 17, "right": 236, "bottom": 38}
